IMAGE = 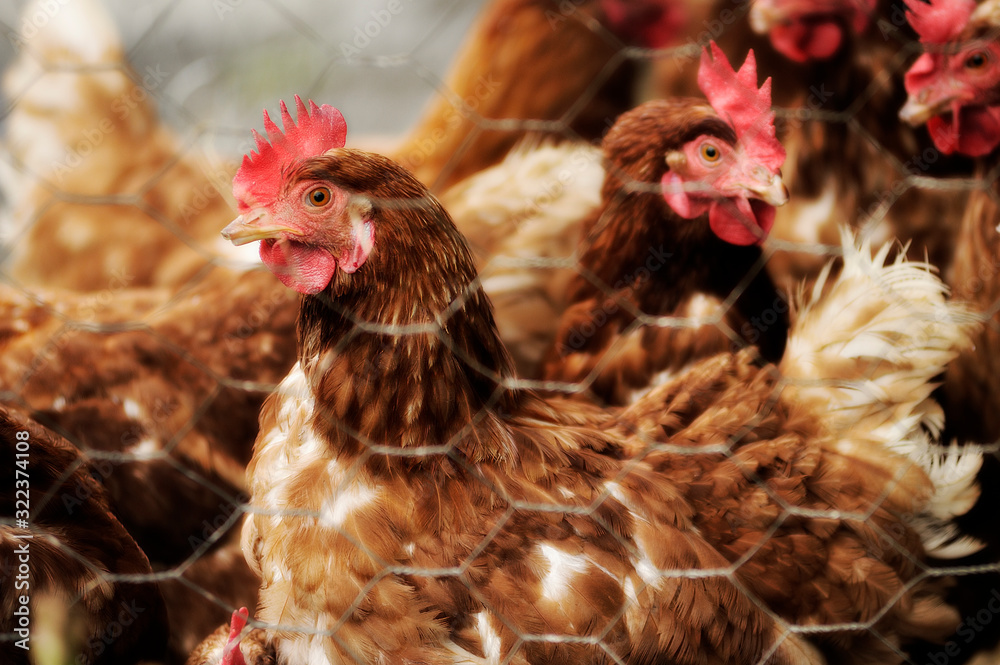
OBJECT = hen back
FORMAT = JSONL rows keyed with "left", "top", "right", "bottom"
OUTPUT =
{"left": 0, "top": 405, "right": 168, "bottom": 664}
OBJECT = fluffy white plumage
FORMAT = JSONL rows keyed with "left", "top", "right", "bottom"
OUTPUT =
{"left": 780, "top": 229, "right": 983, "bottom": 558}
{"left": 440, "top": 141, "right": 984, "bottom": 561}
{"left": 441, "top": 141, "right": 604, "bottom": 376}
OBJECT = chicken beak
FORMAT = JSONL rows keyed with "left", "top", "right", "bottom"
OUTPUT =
{"left": 899, "top": 93, "right": 954, "bottom": 127}
{"left": 746, "top": 173, "right": 789, "bottom": 207}
{"left": 222, "top": 210, "right": 304, "bottom": 246}
{"left": 899, "top": 84, "right": 958, "bottom": 127}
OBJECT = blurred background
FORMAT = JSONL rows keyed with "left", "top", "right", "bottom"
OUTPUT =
{"left": 0, "top": 0, "right": 490, "bottom": 163}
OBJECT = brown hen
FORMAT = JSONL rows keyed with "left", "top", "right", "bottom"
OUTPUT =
{"left": 0, "top": 266, "right": 297, "bottom": 662}
{"left": 1, "top": 0, "right": 244, "bottom": 292}
{"left": 898, "top": 0, "right": 1000, "bottom": 442}
{"left": 653, "top": 0, "right": 974, "bottom": 292}
{"left": 542, "top": 46, "right": 789, "bottom": 405}
{"left": 898, "top": 6, "right": 1000, "bottom": 660}
{"left": 209, "top": 99, "right": 980, "bottom": 665}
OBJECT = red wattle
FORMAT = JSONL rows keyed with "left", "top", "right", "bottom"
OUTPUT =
{"left": 928, "top": 106, "right": 1000, "bottom": 158}
{"left": 663, "top": 173, "right": 774, "bottom": 246}
{"left": 260, "top": 239, "right": 338, "bottom": 295}
{"left": 708, "top": 197, "right": 774, "bottom": 246}
{"left": 662, "top": 173, "right": 711, "bottom": 219}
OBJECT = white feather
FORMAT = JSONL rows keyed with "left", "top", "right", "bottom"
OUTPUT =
{"left": 441, "top": 141, "right": 604, "bottom": 374}
{"left": 780, "top": 228, "right": 983, "bottom": 556}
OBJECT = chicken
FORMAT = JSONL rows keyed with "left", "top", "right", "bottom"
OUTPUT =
{"left": 0, "top": 267, "right": 294, "bottom": 539}
{"left": 0, "top": 266, "right": 297, "bottom": 662}
{"left": 0, "top": 0, "right": 245, "bottom": 292}
{"left": 650, "top": 0, "right": 974, "bottom": 293}
{"left": 437, "top": 140, "right": 605, "bottom": 376}
{"left": 211, "top": 97, "right": 982, "bottom": 665}
{"left": 442, "top": 44, "right": 789, "bottom": 381}
{"left": 898, "top": 5, "right": 1000, "bottom": 662}
{"left": 898, "top": 0, "right": 1000, "bottom": 443}
{"left": 541, "top": 44, "right": 789, "bottom": 405}
{"left": 391, "top": 0, "right": 686, "bottom": 192}
{"left": 0, "top": 404, "right": 168, "bottom": 664}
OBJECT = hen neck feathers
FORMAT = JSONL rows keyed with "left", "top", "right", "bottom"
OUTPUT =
{"left": 574, "top": 169, "right": 769, "bottom": 319}
{"left": 291, "top": 152, "right": 525, "bottom": 464}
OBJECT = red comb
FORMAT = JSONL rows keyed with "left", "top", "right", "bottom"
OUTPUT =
{"left": 904, "top": 0, "right": 975, "bottom": 43}
{"left": 697, "top": 42, "right": 785, "bottom": 172}
{"left": 221, "top": 607, "right": 249, "bottom": 665}
{"left": 233, "top": 96, "right": 347, "bottom": 210}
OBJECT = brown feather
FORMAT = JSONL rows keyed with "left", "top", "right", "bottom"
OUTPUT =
{"left": 652, "top": 0, "right": 974, "bottom": 293}
{"left": 392, "top": 0, "right": 654, "bottom": 192}
{"left": 0, "top": 268, "right": 294, "bottom": 661}
{"left": 542, "top": 100, "right": 788, "bottom": 405}
{"left": 240, "top": 149, "right": 955, "bottom": 665}
{"left": 0, "top": 405, "right": 168, "bottom": 665}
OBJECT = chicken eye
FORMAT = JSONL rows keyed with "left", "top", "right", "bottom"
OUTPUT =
{"left": 966, "top": 51, "right": 988, "bottom": 69}
{"left": 307, "top": 187, "right": 332, "bottom": 207}
{"left": 700, "top": 143, "right": 721, "bottom": 163}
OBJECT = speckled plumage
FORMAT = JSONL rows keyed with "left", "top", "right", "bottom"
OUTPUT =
{"left": 0, "top": 267, "right": 297, "bottom": 661}
{"left": 235, "top": 148, "right": 969, "bottom": 665}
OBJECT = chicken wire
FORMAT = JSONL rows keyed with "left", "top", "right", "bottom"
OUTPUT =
{"left": 0, "top": 0, "right": 998, "bottom": 664}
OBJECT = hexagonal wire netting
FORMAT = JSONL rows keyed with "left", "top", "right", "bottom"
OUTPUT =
{"left": 0, "top": 0, "right": 999, "bottom": 664}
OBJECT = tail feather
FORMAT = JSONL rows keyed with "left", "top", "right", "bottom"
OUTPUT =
{"left": 780, "top": 228, "right": 983, "bottom": 558}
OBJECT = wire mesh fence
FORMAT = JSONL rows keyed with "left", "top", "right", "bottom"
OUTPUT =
{"left": 0, "top": 0, "right": 999, "bottom": 664}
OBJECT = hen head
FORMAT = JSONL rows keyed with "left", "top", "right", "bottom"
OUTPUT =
{"left": 225, "top": 98, "right": 473, "bottom": 301}
{"left": 749, "top": 0, "right": 877, "bottom": 62}
{"left": 608, "top": 43, "right": 787, "bottom": 246}
{"left": 899, "top": 0, "right": 1000, "bottom": 157}
{"left": 223, "top": 96, "right": 374, "bottom": 295}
